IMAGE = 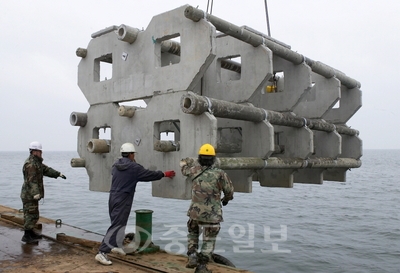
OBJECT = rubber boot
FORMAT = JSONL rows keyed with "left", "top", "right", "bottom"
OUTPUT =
{"left": 194, "top": 253, "right": 212, "bottom": 273}
{"left": 21, "top": 230, "right": 38, "bottom": 244}
{"left": 30, "top": 229, "right": 42, "bottom": 239}
{"left": 186, "top": 251, "right": 198, "bottom": 268}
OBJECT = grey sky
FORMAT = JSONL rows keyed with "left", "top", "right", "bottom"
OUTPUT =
{"left": 1, "top": 0, "right": 399, "bottom": 151}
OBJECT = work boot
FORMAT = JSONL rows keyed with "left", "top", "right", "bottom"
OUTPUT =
{"left": 186, "top": 252, "right": 198, "bottom": 268}
{"left": 194, "top": 253, "right": 212, "bottom": 273}
{"left": 30, "top": 230, "right": 43, "bottom": 239}
{"left": 21, "top": 230, "right": 38, "bottom": 244}
{"left": 194, "top": 264, "right": 212, "bottom": 273}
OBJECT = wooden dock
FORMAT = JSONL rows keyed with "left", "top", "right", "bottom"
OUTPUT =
{"left": 0, "top": 205, "right": 252, "bottom": 273}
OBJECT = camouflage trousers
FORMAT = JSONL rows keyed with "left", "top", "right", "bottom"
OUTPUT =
{"left": 22, "top": 200, "right": 39, "bottom": 230}
{"left": 187, "top": 219, "right": 221, "bottom": 260}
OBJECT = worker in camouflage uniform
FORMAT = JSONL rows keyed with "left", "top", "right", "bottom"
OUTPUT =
{"left": 180, "top": 143, "right": 234, "bottom": 273}
{"left": 21, "top": 141, "right": 66, "bottom": 244}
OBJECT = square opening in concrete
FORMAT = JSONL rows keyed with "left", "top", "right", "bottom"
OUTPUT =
{"left": 94, "top": 53, "right": 112, "bottom": 82}
{"left": 158, "top": 35, "right": 181, "bottom": 67}
{"left": 153, "top": 120, "right": 180, "bottom": 152}
{"left": 218, "top": 55, "right": 241, "bottom": 82}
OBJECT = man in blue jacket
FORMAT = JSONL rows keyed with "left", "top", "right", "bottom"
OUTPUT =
{"left": 95, "top": 142, "right": 176, "bottom": 265}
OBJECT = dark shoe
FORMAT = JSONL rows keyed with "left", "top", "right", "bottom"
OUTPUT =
{"left": 194, "top": 263, "right": 212, "bottom": 273}
{"left": 30, "top": 230, "right": 42, "bottom": 239}
{"left": 195, "top": 253, "right": 212, "bottom": 273}
{"left": 186, "top": 252, "right": 198, "bottom": 268}
{"left": 21, "top": 230, "right": 38, "bottom": 244}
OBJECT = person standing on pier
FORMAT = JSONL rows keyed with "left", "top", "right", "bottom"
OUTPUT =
{"left": 20, "top": 141, "right": 67, "bottom": 244}
{"left": 95, "top": 142, "right": 176, "bottom": 266}
{"left": 180, "top": 143, "right": 234, "bottom": 273}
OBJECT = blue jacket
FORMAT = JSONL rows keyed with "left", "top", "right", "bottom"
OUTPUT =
{"left": 110, "top": 157, "right": 164, "bottom": 194}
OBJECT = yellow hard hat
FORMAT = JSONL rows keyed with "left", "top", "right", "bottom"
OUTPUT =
{"left": 198, "top": 143, "right": 216, "bottom": 156}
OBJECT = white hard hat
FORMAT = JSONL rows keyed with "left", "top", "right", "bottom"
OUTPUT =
{"left": 120, "top": 142, "right": 136, "bottom": 153}
{"left": 29, "top": 141, "right": 42, "bottom": 151}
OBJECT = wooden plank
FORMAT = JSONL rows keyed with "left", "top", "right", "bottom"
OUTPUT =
{"left": 1, "top": 213, "right": 42, "bottom": 229}
{"left": 56, "top": 233, "right": 100, "bottom": 249}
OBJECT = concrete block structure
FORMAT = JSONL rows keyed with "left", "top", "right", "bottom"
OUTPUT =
{"left": 71, "top": 5, "right": 362, "bottom": 199}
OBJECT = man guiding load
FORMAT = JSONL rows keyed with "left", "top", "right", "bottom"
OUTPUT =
{"left": 21, "top": 141, "right": 67, "bottom": 244}
{"left": 180, "top": 143, "right": 234, "bottom": 273}
{"left": 95, "top": 142, "right": 176, "bottom": 266}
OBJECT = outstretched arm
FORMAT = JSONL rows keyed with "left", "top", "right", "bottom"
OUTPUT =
{"left": 42, "top": 164, "right": 65, "bottom": 179}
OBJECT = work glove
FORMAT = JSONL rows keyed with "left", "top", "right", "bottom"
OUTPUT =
{"left": 221, "top": 198, "right": 229, "bottom": 206}
{"left": 33, "top": 194, "right": 41, "bottom": 200}
{"left": 59, "top": 173, "right": 67, "bottom": 179}
{"left": 164, "top": 170, "right": 176, "bottom": 178}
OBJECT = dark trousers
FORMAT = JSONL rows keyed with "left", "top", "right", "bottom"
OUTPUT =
{"left": 99, "top": 192, "right": 134, "bottom": 253}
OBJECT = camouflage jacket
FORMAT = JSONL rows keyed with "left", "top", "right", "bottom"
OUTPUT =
{"left": 20, "top": 155, "right": 61, "bottom": 201}
{"left": 181, "top": 161, "right": 234, "bottom": 223}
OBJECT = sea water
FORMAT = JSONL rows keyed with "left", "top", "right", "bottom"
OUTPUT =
{"left": 0, "top": 150, "right": 399, "bottom": 273}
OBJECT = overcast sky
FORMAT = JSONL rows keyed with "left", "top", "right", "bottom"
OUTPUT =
{"left": 1, "top": 0, "right": 399, "bottom": 151}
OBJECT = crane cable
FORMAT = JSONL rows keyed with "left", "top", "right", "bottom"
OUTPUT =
{"left": 264, "top": 0, "right": 271, "bottom": 36}
{"left": 206, "top": 0, "right": 214, "bottom": 14}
